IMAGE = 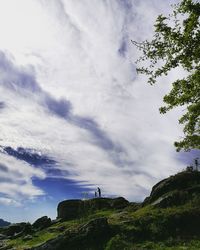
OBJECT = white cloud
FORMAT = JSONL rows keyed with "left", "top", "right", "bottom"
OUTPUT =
{"left": 0, "top": 0, "right": 190, "bottom": 207}
{"left": 0, "top": 152, "right": 45, "bottom": 203}
{"left": 0, "top": 197, "right": 21, "bottom": 207}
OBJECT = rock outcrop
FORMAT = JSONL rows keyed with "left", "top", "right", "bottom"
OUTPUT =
{"left": 57, "top": 197, "right": 129, "bottom": 220}
{"left": 32, "top": 216, "right": 52, "bottom": 230}
{"left": 31, "top": 217, "right": 111, "bottom": 250}
{"left": 144, "top": 171, "right": 200, "bottom": 207}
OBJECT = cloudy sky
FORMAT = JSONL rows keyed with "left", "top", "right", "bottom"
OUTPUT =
{"left": 0, "top": 0, "right": 196, "bottom": 223}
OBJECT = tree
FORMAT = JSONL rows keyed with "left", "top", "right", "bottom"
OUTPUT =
{"left": 133, "top": 0, "right": 200, "bottom": 151}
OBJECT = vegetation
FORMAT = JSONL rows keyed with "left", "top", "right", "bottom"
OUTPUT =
{"left": 3, "top": 197, "right": 200, "bottom": 249}
{"left": 133, "top": 0, "right": 200, "bottom": 151}
{"left": 9, "top": 231, "right": 58, "bottom": 250}
{"left": 1, "top": 171, "right": 200, "bottom": 249}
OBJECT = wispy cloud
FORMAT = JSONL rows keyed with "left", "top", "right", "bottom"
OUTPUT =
{"left": 0, "top": 0, "right": 195, "bottom": 221}
{"left": 0, "top": 151, "right": 45, "bottom": 204}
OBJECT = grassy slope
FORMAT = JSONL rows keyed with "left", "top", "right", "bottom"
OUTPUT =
{"left": 7, "top": 211, "right": 113, "bottom": 250}
{"left": 5, "top": 197, "right": 200, "bottom": 250}
{"left": 7, "top": 220, "right": 77, "bottom": 250}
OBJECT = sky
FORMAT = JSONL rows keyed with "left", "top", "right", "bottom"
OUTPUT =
{"left": 0, "top": 0, "right": 198, "bottom": 223}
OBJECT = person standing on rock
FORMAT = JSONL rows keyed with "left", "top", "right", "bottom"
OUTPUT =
{"left": 97, "top": 187, "right": 101, "bottom": 198}
{"left": 194, "top": 158, "right": 199, "bottom": 171}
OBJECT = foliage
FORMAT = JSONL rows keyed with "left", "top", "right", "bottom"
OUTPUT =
{"left": 6, "top": 200, "right": 200, "bottom": 250}
{"left": 105, "top": 234, "right": 131, "bottom": 250}
{"left": 9, "top": 231, "right": 58, "bottom": 250}
{"left": 133, "top": 0, "right": 200, "bottom": 151}
{"left": 7, "top": 220, "right": 79, "bottom": 250}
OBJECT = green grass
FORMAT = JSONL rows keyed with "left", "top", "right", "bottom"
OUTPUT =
{"left": 89, "top": 209, "right": 114, "bottom": 218}
{"left": 5, "top": 199, "right": 200, "bottom": 250}
{"left": 8, "top": 231, "right": 58, "bottom": 250}
{"left": 7, "top": 219, "right": 80, "bottom": 250}
{"left": 6, "top": 210, "right": 114, "bottom": 250}
{"left": 132, "top": 240, "right": 200, "bottom": 250}
{"left": 105, "top": 238, "right": 200, "bottom": 250}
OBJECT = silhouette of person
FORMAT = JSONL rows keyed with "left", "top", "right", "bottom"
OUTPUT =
{"left": 97, "top": 187, "right": 101, "bottom": 198}
{"left": 195, "top": 158, "right": 199, "bottom": 171}
{"left": 95, "top": 191, "right": 97, "bottom": 198}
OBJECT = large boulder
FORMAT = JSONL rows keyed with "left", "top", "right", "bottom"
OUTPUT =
{"left": 32, "top": 216, "right": 51, "bottom": 230}
{"left": 57, "top": 197, "right": 129, "bottom": 220}
{"left": 144, "top": 171, "right": 200, "bottom": 206}
{"left": 57, "top": 200, "right": 83, "bottom": 220}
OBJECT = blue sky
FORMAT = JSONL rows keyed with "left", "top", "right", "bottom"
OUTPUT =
{"left": 0, "top": 0, "right": 198, "bottom": 223}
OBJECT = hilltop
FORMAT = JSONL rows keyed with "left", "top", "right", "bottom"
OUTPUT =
{"left": 0, "top": 219, "right": 10, "bottom": 228}
{"left": 1, "top": 170, "right": 200, "bottom": 250}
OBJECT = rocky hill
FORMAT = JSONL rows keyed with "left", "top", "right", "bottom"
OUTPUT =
{"left": 1, "top": 170, "right": 200, "bottom": 250}
{"left": 0, "top": 219, "right": 10, "bottom": 228}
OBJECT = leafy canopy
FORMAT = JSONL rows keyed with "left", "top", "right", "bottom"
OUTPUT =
{"left": 133, "top": 0, "right": 200, "bottom": 152}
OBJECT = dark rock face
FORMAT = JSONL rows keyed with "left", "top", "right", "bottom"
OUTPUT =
{"left": 32, "top": 216, "right": 51, "bottom": 230}
{"left": 57, "top": 197, "right": 129, "bottom": 220}
{"left": 31, "top": 217, "right": 111, "bottom": 250}
{"left": 57, "top": 200, "right": 82, "bottom": 220}
{"left": 144, "top": 171, "right": 200, "bottom": 206}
